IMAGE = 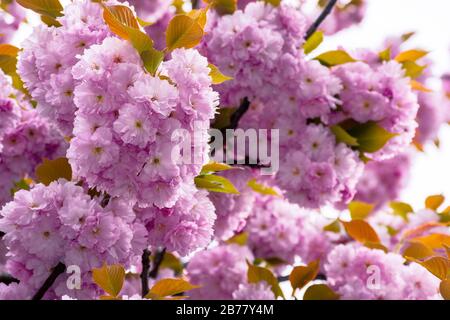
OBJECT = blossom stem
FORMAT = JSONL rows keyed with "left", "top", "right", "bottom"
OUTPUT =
{"left": 32, "top": 262, "right": 66, "bottom": 300}
{"left": 149, "top": 248, "right": 166, "bottom": 279}
{"left": 140, "top": 249, "right": 151, "bottom": 297}
{"left": 305, "top": 0, "right": 338, "bottom": 40}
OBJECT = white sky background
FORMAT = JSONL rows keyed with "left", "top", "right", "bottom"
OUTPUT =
{"left": 10, "top": 0, "right": 450, "bottom": 208}
{"left": 316, "top": 0, "right": 450, "bottom": 208}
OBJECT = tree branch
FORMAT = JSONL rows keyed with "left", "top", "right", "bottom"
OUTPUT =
{"left": 0, "top": 274, "right": 19, "bottom": 285}
{"left": 192, "top": 0, "right": 200, "bottom": 10}
{"left": 226, "top": 97, "right": 250, "bottom": 131}
{"left": 149, "top": 248, "right": 166, "bottom": 279}
{"left": 140, "top": 249, "right": 151, "bottom": 297}
{"left": 305, "top": 0, "right": 338, "bottom": 40}
{"left": 32, "top": 262, "right": 65, "bottom": 300}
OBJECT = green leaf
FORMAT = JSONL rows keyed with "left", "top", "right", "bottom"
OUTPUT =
{"left": 348, "top": 201, "right": 374, "bottom": 220}
{"left": 303, "top": 31, "right": 323, "bottom": 55}
{"left": 303, "top": 284, "right": 340, "bottom": 300}
{"left": 141, "top": 47, "right": 164, "bottom": 75}
{"left": 247, "top": 261, "right": 284, "bottom": 299}
{"left": 330, "top": 125, "right": 359, "bottom": 147}
{"left": 347, "top": 121, "right": 397, "bottom": 154}
{"left": 146, "top": 278, "right": 199, "bottom": 299}
{"left": 342, "top": 219, "right": 380, "bottom": 244}
{"left": 225, "top": 232, "right": 248, "bottom": 246}
{"left": 395, "top": 49, "right": 428, "bottom": 63}
{"left": 323, "top": 219, "right": 341, "bottom": 233}
{"left": 16, "top": 0, "right": 63, "bottom": 18}
{"left": 92, "top": 264, "right": 125, "bottom": 297}
{"left": 35, "top": 157, "right": 72, "bottom": 185}
{"left": 103, "top": 5, "right": 153, "bottom": 54}
{"left": 166, "top": 15, "right": 204, "bottom": 51}
{"left": 314, "top": 50, "right": 357, "bottom": 67}
{"left": 194, "top": 174, "right": 239, "bottom": 194}
{"left": 247, "top": 178, "right": 280, "bottom": 196}
{"left": 402, "top": 60, "right": 426, "bottom": 79}
{"left": 205, "top": 0, "right": 237, "bottom": 15}
{"left": 289, "top": 260, "right": 320, "bottom": 295}
{"left": 208, "top": 63, "right": 233, "bottom": 85}
{"left": 378, "top": 47, "right": 391, "bottom": 62}
{"left": 200, "top": 162, "right": 235, "bottom": 175}
{"left": 390, "top": 201, "right": 413, "bottom": 220}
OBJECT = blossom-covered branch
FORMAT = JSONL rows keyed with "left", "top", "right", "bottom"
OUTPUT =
{"left": 305, "top": 0, "right": 339, "bottom": 39}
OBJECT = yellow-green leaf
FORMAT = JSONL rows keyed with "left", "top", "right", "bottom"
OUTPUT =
{"left": 166, "top": 15, "right": 203, "bottom": 51}
{"left": 315, "top": 50, "right": 357, "bottom": 67}
{"left": 323, "top": 219, "right": 341, "bottom": 233}
{"left": 194, "top": 174, "right": 239, "bottom": 194}
{"left": 425, "top": 194, "right": 445, "bottom": 211}
{"left": 225, "top": 232, "right": 248, "bottom": 246}
{"left": 200, "top": 161, "right": 234, "bottom": 175}
{"left": 40, "top": 15, "right": 62, "bottom": 27}
{"left": 208, "top": 63, "right": 233, "bottom": 85}
{"left": 440, "top": 279, "right": 450, "bottom": 300}
{"left": 0, "top": 44, "right": 19, "bottom": 76}
{"left": 395, "top": 49, "right": 428, "bottom": 63}
{"left": 263, "top": 0, "right": 281, "bottom": 6}
{"left": 303, "top": 31, "right": 323, "bottom": 55}
{"left": 141, "top": 47, "right": 164, "bottom": 75}
{"left": 146, "top": 278, "right": 199, "bottom": 299}
{"left": 247, "top": 179, "right": 280, "bottom": 197}
{"left": 303, "top": 284, "right": 340, "bottom": 300}
{"left": 158, "top": 252, "right": 184, "bottom": 274}
{"left": 330, "top": 125, "right": 359, "bottom": 147}
{"left": 348, "top": 201, "right": 374, "bottom": 220}
{"left": 348, "top": 121, "right": 397, "bottom": 154}
{"left": 92, "top": 264, "right": 125, "bottom": 297}
{"left": 247, "top": 261, "right": 284, "bottom": 299}
{"left": 289, "top": 260, "right": 320, "bottom": 295}
{"left": 205, "top": 0, "right": 237, "bottom": 15}
{"left": 402, "top": 60, "right": 426, "bottom": 79}
{"left": 379, "top": 47, "right": 391, "bottom": 62}
{"left": 342, "top": 219, "right": 380, "bottom": 244}
{"left": 35, "top": 157, "right": 72, "bottom": 185}
{"left": 16, "top": 0, "right": 63, "bottom": 18}
{"left": 390, "top": 201, "right": 413, "bottom": 220}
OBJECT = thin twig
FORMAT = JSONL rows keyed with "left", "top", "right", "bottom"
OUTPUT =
{"left": 226, "top": 97, "right": 250, "bottom": 131}
{"left": 32, "top": 262, "right": 65, "bottom": 300}
{"left": 305, "top": 0, "right": 338, "bottom": 40}
{"left": 277, "top": 273, "right": 327, "bottom": 283}
{"left": 140, "top": 249, "right": 151, "bottom": 297}
{"left": 149, "top": 248, "right": 166, "bottom": 279}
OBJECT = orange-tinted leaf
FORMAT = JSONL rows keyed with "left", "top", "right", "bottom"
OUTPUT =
{"left": 410, "top": 80, "right": 432, "bottom": 92}
{"left": 289, "top": 260, "right": 320, "bottom": 295}
{"left": 440, "top": 279, "right": 450, "bottom": 300}
{"left": 395, "top": 49, "right": 428, "bottom": 63}
{"left": 247, "top": 261, "right": 284, "bottom": 298}
{"left": 412, "top": 256, "right": 450, "bottom": 280}
{"left": 425, "top": 195, "right": 445, "bottom": 211}
{"left": 166, "top": 15, "right": 204, "bottom": 51}
{"left": 303, "top": 284, "right": 340, "bottom": 300}
{"left": 92, "top": 264, "right": 125, "bottom": 297}
{"left": 146, "top": 278, "right": 199, "bottom": 299}
{"left": 342, "top": 219, "right": 380, "bottom": 244}
{"left": 403, "top": 241, "right": 434, "bottom": 260}
{"left": 35, "top": 157, "right": 72, "bottom": 185}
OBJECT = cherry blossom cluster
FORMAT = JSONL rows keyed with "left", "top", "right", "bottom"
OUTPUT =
{"left": 68, "top": 37, "right": 218, "bottom": 208}
{"left": 186, "top": 243, "right": 274, "bottom": 300}
{"left": 136, "top": 181, "right": 216, "bottom": 256}
{"left": 0, "top": 70, "right": 66, "bottom": 206}
{"left": 18, "top": 0, "right": 111, "bottom": 135}
{"left": 324, "top": 244, "right": 441, "bottom": 300}
{"left": 0, "top": 180, "right": 147, "bottom": 299}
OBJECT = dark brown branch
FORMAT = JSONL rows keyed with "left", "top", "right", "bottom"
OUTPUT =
{"left": 277, "top": 273, "right": 326, "bottom": 283}
{"left": 149, "top": 248, "right": 166, "bottom": 279}
{"left": 32, "top": 262, "right": 65, "bottom": 300}
{"left": 226, "top": 97, "right": 250, "bottom": 131}
{"left": 140, "top": 249, "right": 151, "bottom": 297}
{"left": 305, "top": 0, "right": 338, "bottom": 40}
{"left": 0, "top": 274, "right": 19, "bottom": 285}
{"left": 192, "top": 0, "right": 200, "bottom": 10}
